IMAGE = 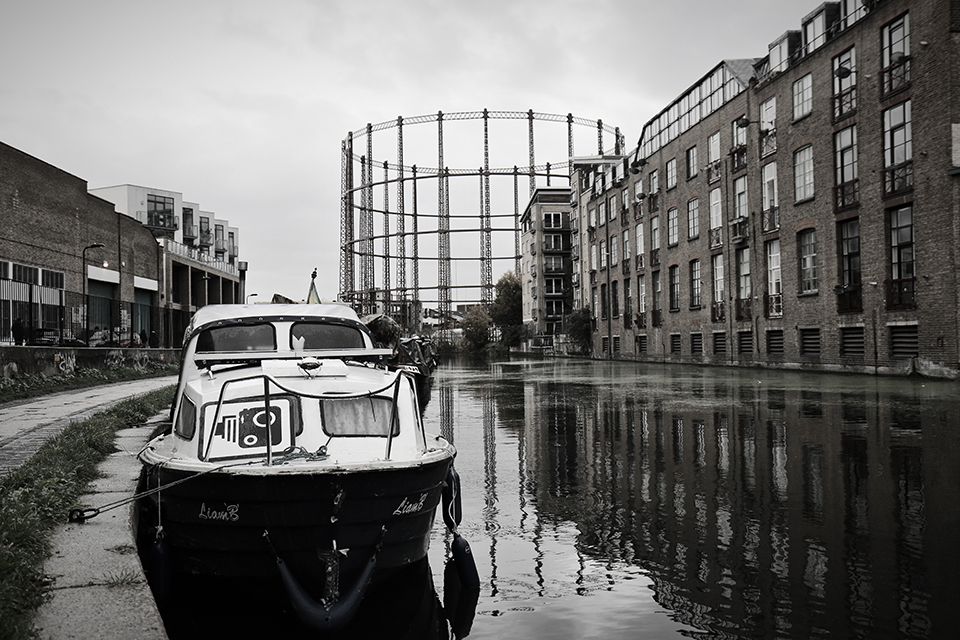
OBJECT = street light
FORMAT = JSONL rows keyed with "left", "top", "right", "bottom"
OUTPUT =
{"left": 82, "top": 243, "right": 105, "bottom": 345}
{"left": 246, "top": 293, "right": 258, "bottom": 304}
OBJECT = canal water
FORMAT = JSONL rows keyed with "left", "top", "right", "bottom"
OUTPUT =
{"left": 421, "top": 357, "right": 960, "bottom": 640}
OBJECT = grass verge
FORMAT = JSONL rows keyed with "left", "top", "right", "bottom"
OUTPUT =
{"left": 0, "top": 363, "right": 179, "bottom": 407}
{"left": 0, "top": 385, "right": 176, "bottom": 640}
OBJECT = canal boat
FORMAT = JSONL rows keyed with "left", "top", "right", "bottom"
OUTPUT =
{"left": 137, "top": 303, "right": 459, "bottom": 630}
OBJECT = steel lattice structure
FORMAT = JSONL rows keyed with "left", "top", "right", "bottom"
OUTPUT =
{"left": 340, "top": 110, "right": 623, "bottom": 324}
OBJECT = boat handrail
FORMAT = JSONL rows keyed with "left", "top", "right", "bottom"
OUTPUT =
{"left": 199, "top": 369, "right": 411, "bottom": 463}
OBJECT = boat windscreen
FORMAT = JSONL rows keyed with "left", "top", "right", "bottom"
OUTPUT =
{"left": 291, "top": 322, "right": 365, "bottom": 350}
{"left": 320, "top": 396, "right": 399, "bottom": 437}
{"left": 196, "top": 324, "right": 276, "bottom": 352}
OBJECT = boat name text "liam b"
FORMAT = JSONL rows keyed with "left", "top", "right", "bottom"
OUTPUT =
{"left": 393, "top": 493, "right": 428, "bottom": 516}
{"left": 199, "top": 502, "right": 240, "bottom": 522}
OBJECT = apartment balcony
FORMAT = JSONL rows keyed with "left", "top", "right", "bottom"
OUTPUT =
{"left": 706, "top": 161, "right": 721, "bottom": 184}
{"left": 729, "top": 217, "right": 749, "bottom": 244}
{"left": 633, "top": 201, "right": 643, "bottom": 220}
{"left": 834, "top": 179, "right": 859, "bottom": 211}
{"left": 649, "top": 248, "right": 660, "bottom": 268}
{"left": 648, "top": 193, "right": 660, "bottom": 213}
{"left": 885, "top": 277, "right": 916, "bottom": 310}
{"left": 760, "top": 128, "right": 777, "bottom": 158}
{"left": 711, "top": 300, "right": 725, "bottom": 323}
{"left": 198, "top": 230, "right": 213, "bottom": 247}
{"left": 730, "top": 145, "right": 747, "bottom": 173}
{"left": 709, "top": 227, "right": 723, "bottom": 249}
{"left": 881, "top": 57, "right": 910, "bottom": 97}
{"left": 836, "top": 283, "right": 863, "bottom": 313}
{"left": 143, "top": 211, "right": 179, "bottom": 233}
{"left": 735, "top": 297, "right": 752, "bottom": 321}
{"left": 833, "top": 87, "right": 857, "bottom": 121}
{"left": 884, "top": 160, "right": 913, "bottom": 197}
{"left": 635, "top": 311, "right": 646, "bottom": 329}
{"left": 635, "top": 253, "right": 644, "bottom": 270}
{"left": 765, "top": 293, "right": 783, "bottom": 318}
{"left": 182, "top": 224, "right": 198, "bottom": 240}
{"left": 761, "top": 207, "right": 780, "bottom": 233}
{"left": 215, "top": 238, "right": 227, "bottom": 253}
{"left": 229, "top": 242, "right": 238, "bottom": 258}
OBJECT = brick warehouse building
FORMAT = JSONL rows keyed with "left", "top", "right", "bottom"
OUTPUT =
{"left": 0, "top": 141, "right": 245, "bottom": 347}
{"left": 572, "top": 0, "right": 960, "bottom": 378}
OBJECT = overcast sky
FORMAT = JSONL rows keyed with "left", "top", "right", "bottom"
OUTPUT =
{"left": 1, "top": 0, "right": 804, "bottom": 303}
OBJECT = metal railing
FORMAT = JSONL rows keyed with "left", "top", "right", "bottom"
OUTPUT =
{"left": 0, "top": 279, "right": 179, "bottom": 347}
{"left": 884, "top": 161, "right": 913, "bottom": 197}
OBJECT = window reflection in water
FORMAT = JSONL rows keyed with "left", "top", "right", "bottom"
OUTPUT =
{"left": 427, "top": 360, "right": 953, "bottom": 639}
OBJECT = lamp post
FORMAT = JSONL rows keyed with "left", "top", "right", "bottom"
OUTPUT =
{"left": 246, "top": 293, "right": 258, "bottom": 304}
{"left": 82, "top": 243, "right": 104, "bottom": 344}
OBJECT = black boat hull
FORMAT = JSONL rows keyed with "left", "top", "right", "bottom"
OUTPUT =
{"left": 137, "top": 456, "right": 453, "bottom": 597}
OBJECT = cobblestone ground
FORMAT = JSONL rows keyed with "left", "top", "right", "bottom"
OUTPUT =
{"left": 0, "top": 377, "right": 177, "bottom": 477}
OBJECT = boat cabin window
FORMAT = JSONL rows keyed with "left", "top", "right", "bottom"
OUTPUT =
{"left": 196, "top": 324, "right": 276, "bottom": 352}
{"left": 291, "top": 322, "right": 365, "bottom": 350}
{"left": 175, "top": 396, "right": 197, "bottom": 439}
{"left": 321, "top": 396, "right": 399, "bottom": 437}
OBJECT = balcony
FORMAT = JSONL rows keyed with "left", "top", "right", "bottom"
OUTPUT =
{"left": 881, "top": 58, "right": 911, "bottom": 97}
{"left": 760, "top": 128, "right": 777, "bottom": 158}
{"left": 729, "top": 217, "right": 749, "bottom": 244}
{"left": 143, "top": 211, "right": 179, "bottom": 232}
{"left": 765, "top": 293, "right": 783, "bottom": 318}
{"left": 730, "top": 145, "right": 747, "bottom": 173}
{"left": 835, "top": 283, "right": 863, "bottom": 313}
{"left": 761, "top": 207, "right": 780, "bottom": 233}
{"left": 711, "top": 301, "right": 725, "bottom": 323}
{"left": 884, "top": 161, "right": 913, "bottom": 197}
{"left": 198, "top": 229, "right": 213, "bottom": 247}
{"left": 635, "top": 254, "right": 644, "bottom": 270}
{"left": 215, "top": 238, "right": 227, "bottom": 253}
{"left": 834, "top": 180, "right": 859, "bottom": 211}
{"left": 735, "top": 297, "right": 752, "bottom": 321}
{"left": 648, "top": 193, "right": 659, "bottom": 214}
{"left": 709, "top": 227, "right": 723, "bottom": 249}
{"left": 635, "top": 311, "right": 646, "bottom": 329}
{"left": 632, "top": 201, "right": 643, "bottom": 220}
{"left": 182, "top": 224, "right": 198, "bottom": 240}
{"left": 706, "top": 160, "right": 721, "bottom": 184}
{"left": 622, "top": 260, "right": 631, "bottom": 276}
{"left": 649, "top": 248, "right": 660, "bottom": 268}
{"left": 229, "top": 242, "right": 238, "bottom": 258}
{"left": 885, "top": 277, "right": 916, "bottom": 310}
{"left": 833, "top": 87, "right": 856, "bottom": 121}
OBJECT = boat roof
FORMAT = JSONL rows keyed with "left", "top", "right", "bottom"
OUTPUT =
{"left": 189, "top": 303, "right": 360, "bottom": 328}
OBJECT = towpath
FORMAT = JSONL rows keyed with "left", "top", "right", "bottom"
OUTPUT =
{"left": 0, "top": 376, "right": 177, "bottom": 477}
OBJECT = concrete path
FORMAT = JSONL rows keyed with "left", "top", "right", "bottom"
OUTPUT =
{"left": 0, "top": 377, "right": 177, "bottom": 639}
{"left": 0, "top": 376, "right": 177, "bottom": 477}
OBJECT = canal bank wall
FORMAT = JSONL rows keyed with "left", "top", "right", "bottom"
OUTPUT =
{"left": 515, "top": 343, "right": 960, "bottom": 380}
{"left": 0, "top": 345, "right": 180, "bottom": 379}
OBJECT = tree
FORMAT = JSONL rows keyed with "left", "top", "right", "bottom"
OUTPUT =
{"left": 565, "top": 307, "right": 593, "bottom": 354}
{"left": 489, "top": 271, "right": 523, "bottom": 347}
{"left": 460, "top": 306, "right": 492, "bottom": 352}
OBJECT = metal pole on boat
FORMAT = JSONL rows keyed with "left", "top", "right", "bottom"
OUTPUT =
{"left": 264, "top": 376, "right": 273, "bottom": 466}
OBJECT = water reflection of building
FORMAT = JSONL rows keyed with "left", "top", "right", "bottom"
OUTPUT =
{"left": 571, "top": 0, "right": 960, "bottom": 379}
{"left": 516, "top": 365, "right": 956, "bottom": 639}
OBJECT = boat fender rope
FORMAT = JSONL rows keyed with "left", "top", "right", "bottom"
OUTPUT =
{"left": 266, "top": 527, "right": 380, "bottom": 632}
{"left": 442, "top": 466, "right": 463, "bottom": 531}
